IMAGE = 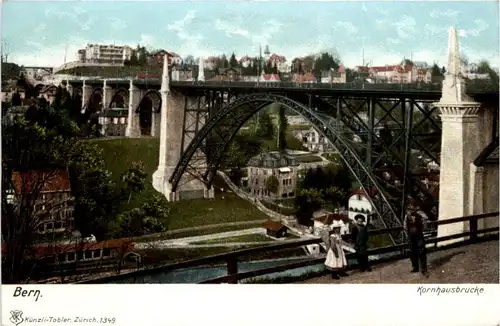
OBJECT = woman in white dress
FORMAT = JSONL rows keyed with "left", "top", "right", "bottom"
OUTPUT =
{"left": 322, "top": 226, "right": 349, "bottom": 279}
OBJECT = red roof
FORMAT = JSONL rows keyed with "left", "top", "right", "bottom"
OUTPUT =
{"left": 357, "top": 64, "right": 414, "bottom": 74}
{"left": 12, "top": 170, "right": 71, "bottom": 194}
{"left": 350, "top": 187, "right": 378, "bottom": 199}
{"left": 312, "top": 211, "right": 347, "bottom": 225}
{"left": 2, "top": 238, "right": 136, "bottom": 259}
{"left": 263, "top": 220, "right": 286, "bottom": 231}
{"left": 337, "top": 64, "right": 345, "bottom": 73}
{"left": 262, "top": 74, "right": 280, "bottom": 81}
{"left": 269, "top": 54, "right": 286, "bottom": 62}
{"left": 292, "top": 73, "right": 316, "bottom": 82}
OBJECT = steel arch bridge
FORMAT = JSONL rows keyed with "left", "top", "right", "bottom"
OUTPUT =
{"left": 168, "top": 92, "right": 443, "bottom": 243}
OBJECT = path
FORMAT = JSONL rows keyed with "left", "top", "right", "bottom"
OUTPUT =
{"left": 299, "top": 240, "right": 499, "bottom": 284}
{"left": 137, "top": 241, "right": 279, "bottom": 249}
{"left": 135, "top": 228, "right": 266, "bottom": 249}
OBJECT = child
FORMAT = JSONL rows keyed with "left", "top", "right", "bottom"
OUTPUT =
{"left": 322, "top": 227, "right": 349, "bottom": 279}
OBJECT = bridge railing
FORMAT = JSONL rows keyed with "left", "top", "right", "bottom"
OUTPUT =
{"left": 80, "top": 211, "right": 498, "bottom": 284}
{"left": 168, "top": 79, "right": 498, "bottom": 93}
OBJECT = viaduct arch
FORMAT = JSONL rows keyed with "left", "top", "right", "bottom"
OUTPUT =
{"left": 169, "top": 93, "right": 401, "bottom": 234}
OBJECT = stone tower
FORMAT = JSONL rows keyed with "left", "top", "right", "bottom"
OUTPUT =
{"left": 198, "top": 56, "right": 205, "bottom": 82}
{"left": 435, "top": 26, "right": 482, "bottom": 244}
{"left": 152, "top": 55, "right": 215, "bottom": 201}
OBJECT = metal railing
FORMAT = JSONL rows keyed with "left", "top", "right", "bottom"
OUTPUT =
{"left": 65, "top": 77, "right": 499, "bottom": 94}
{"left": 81, "top": 211, "right": 498, "bottom": 284}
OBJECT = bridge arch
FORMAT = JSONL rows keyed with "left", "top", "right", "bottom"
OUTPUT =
{"left": 86, "top": 88, "right": 103, "bottom": 113}
{"left": 169, "top": 93, "right": 400, "bottom": 233}
{"left": 137, "top": 90, "right": 162, "bottom": 113}
{"left": 134, "top": 90, "right": 162, "bottom": 136}
{"left": 108, "top": 88, "right": 129, "bottom": 109}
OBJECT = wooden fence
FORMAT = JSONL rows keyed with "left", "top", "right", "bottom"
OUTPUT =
{"left": 80, "top": 212, "right": 499, "bottom": 284}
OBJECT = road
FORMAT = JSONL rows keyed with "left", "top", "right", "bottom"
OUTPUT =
{"left": 135, "top": 228, "right": 267, "bottom": 249}
{"left": 299, "top": 239, "right": 499, "bottom": 284}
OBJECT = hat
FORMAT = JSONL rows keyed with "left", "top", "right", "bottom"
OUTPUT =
{"left": 355, "top": 215, "right": 366, "bottom": 222}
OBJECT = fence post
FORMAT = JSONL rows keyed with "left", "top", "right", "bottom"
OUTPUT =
{"left": 469, "top": 216, "right": 478, "bottom": 243}
{"left": 227, "top": 258, "right": 238, "bottom": 284}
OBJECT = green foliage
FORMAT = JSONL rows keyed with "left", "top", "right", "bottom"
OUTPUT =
{"left": 313, "top": 52, "right": 340, "bottom": 76}
{"left": 229, "top": 52, "right": 239, "bottom": 68}
{"left": 113, "top": 194, "right": 170, "bottom": 237}
{"left": 265, "top": 175, "right": 280, "bottom": 194}
{"left": 256, "top": 111, "right": 275, "bottom": 139}
{"left": 120, "top": 161, "right": 147, "bottom": 204}
{"left": 431, "top": 64, "right": 443, "bottom": 77}
{"left": 278, "top": 105, "right": 288, "bottom": 151}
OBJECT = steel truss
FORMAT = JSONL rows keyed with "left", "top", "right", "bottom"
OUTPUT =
{"left": 170, "top": 92, "right": 444, "bottom": 244}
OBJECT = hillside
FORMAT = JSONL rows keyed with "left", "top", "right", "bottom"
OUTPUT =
{"left": 90, "top": 138, "right": 268, "bottom": 230}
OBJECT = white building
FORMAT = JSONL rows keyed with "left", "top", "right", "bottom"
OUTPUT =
{"left": 347, "top": 188, "right": 376, "bottom": 222}
{"left": 20, "top": 67, "right": 53, "bottom": 82}
{"left": 79, "top": 44, "right": 134, "bottom": 64}
{"left": 312, "top": 209, "right": 350, "bottom": 235}
{"left": 294, "top": 126, "right": 333, "bottom": 152}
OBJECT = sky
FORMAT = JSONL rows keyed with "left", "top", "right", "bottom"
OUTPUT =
{"left": 2, "top": 1, "right": 499, "bottom": 69}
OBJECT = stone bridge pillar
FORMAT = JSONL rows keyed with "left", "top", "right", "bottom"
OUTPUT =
{"left": 152, "top": 56, "right": 214, "bottom": 202}
{"left": 125, "top": 80, "right": 142, "bottom": 138}
{"left": 435, "top": 27, "right": 483, "bottom": 245}
{"left": 81, "top": 80, "right": 92, "bottom": 110}
{"left": 102, "top": 79, "right": 113, "bottom": 109}
{"left": 65, "top": 79, "right": 74, "bottom": 96}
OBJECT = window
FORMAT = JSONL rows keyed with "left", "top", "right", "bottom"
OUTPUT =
{"left": 113, "top": 118, "right": 118, "bottom": 124}
{"left": 67, "top": 252, "right": 75, "bottom": 262}
{"left": 46, "top": 223, "right": 53, "bottom": 231}
{"left": 102, "top": 248, "right": 111, "bottom": 257}
{"left": 84, "top": 251, "right": 93, "bottom": 260}
{"left": 93, "top": 249, "right": 101, "bottom": 259}
{"left": 57, "top": 253, "right": 66, "bottom": 262}
{"left": 38, "top": 224, "right": 45, "bottom": 232}
{"left": 77, "top": 252, "right": 84, "bottom": 260}
{"left": 54, "top": 222, "right": 62, "bottom": 229}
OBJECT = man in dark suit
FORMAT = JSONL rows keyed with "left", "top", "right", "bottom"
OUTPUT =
{"left": 404, "top": 205, "right": 428, "bottom": 275}
{"left": 350, "top": 215, "right": 372, "bottom": 272}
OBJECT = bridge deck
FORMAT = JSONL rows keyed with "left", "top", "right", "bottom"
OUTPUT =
{"left": 299, "top": 240, "right": 499, "bottom": 284}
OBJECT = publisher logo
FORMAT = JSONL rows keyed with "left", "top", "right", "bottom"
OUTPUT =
{"left": 10, "top": 310, "right": 24, "bottom": 326}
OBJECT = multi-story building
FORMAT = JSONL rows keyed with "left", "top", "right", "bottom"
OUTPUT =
{"left": 149, "top": 50, "right": 183, "bottom": 66}
{"left": 293, "top": 126, "right": 334, "bottom": 152}
{"left": 20, "top": 67, "right": 54, "bottom": 82}
{"left": 78, "top": 44, "right": 134, "bottom": 64}
{"left": 356, "top": 63, "right": 432, "bottom": 83}
{"left": 320, "top": 65, "right": 346, "bottom": 83}
{"left": 239, "top": 56, "right": 254, "bottom": 68}
{"left": 268, "top": 54, "right": 288, "bottom": 73}
{"left": 247, "top": 152, "right": 300, "bottom": 199}
{"left": 11, "top": 170, "right": 74, "bottom": 234}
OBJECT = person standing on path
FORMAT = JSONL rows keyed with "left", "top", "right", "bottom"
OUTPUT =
{"left": 322, "top": 227, "right": 348, "bottom": 280}
{"left": 350, "top": 215, "right": 372, "bottom": 272}
{"left": 404, "top": 205, "right": 428, "bottom": 276}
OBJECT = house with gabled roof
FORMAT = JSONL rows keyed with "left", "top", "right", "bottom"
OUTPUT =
{"left": 10, "top": 170, "right": 74, "bottom": 234}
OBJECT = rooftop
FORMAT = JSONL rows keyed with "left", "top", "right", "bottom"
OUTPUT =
{"left": 12, "top": 170, "right": 71, "bottom": 194}
{"left": 247, "top": 151, "right": 300, "bottom": 168}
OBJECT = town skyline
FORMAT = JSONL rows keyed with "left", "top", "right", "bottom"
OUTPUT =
{"left": 3, "top": 1, "right": 499, "bottom": 68}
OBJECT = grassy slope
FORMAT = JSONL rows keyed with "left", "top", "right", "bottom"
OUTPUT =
{"left": 90, "top": 138, "right": 268, "bottom": 230}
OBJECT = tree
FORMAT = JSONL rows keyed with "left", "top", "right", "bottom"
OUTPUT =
{"left": 11, "top": 91, "right": 22, "bottom": 106}
{"left": 278, "top": 105, "right": 288, "bottom": 151}
{"left": 256, "top": 111, "right": 274, "bottom": 139}
{"left": 295, "top": 188, "right": 324, "bottom": 226}
{"left": 183, "top": 55, "right": 195, "bottom": 66}
{"left": 229, "top": 52, "right": 239, "bottom": 68}
{"left": 441, "top": 66, "right": 446, "bottom": 74}
{"left": 313, "top": 52, "right": 340, "bottom": 76}
{"left": 431, "top": 64, "right": 443, "bottom": 77}
{"left": 401, "top": 59, "right": 413, "bottom": 66}
{"left": 112, "top": 194, "right": 170, "bottom": 237}
{"left": 127, "top": 52, "right": 139, "bottom": 66}
{"left": 301, "top": 55, "right": 315, "bottom": 73}
{"left": 476, "top": 60, "right": 499, "bottom": 85}
{"left": 2, "top": 107, "right": 80, "bottom": 283}
{"left": 120, "top": 161, "right": 147, "bottom": 204}
{"left": 265, "top": 175, "right": 280, "bottom": 194}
